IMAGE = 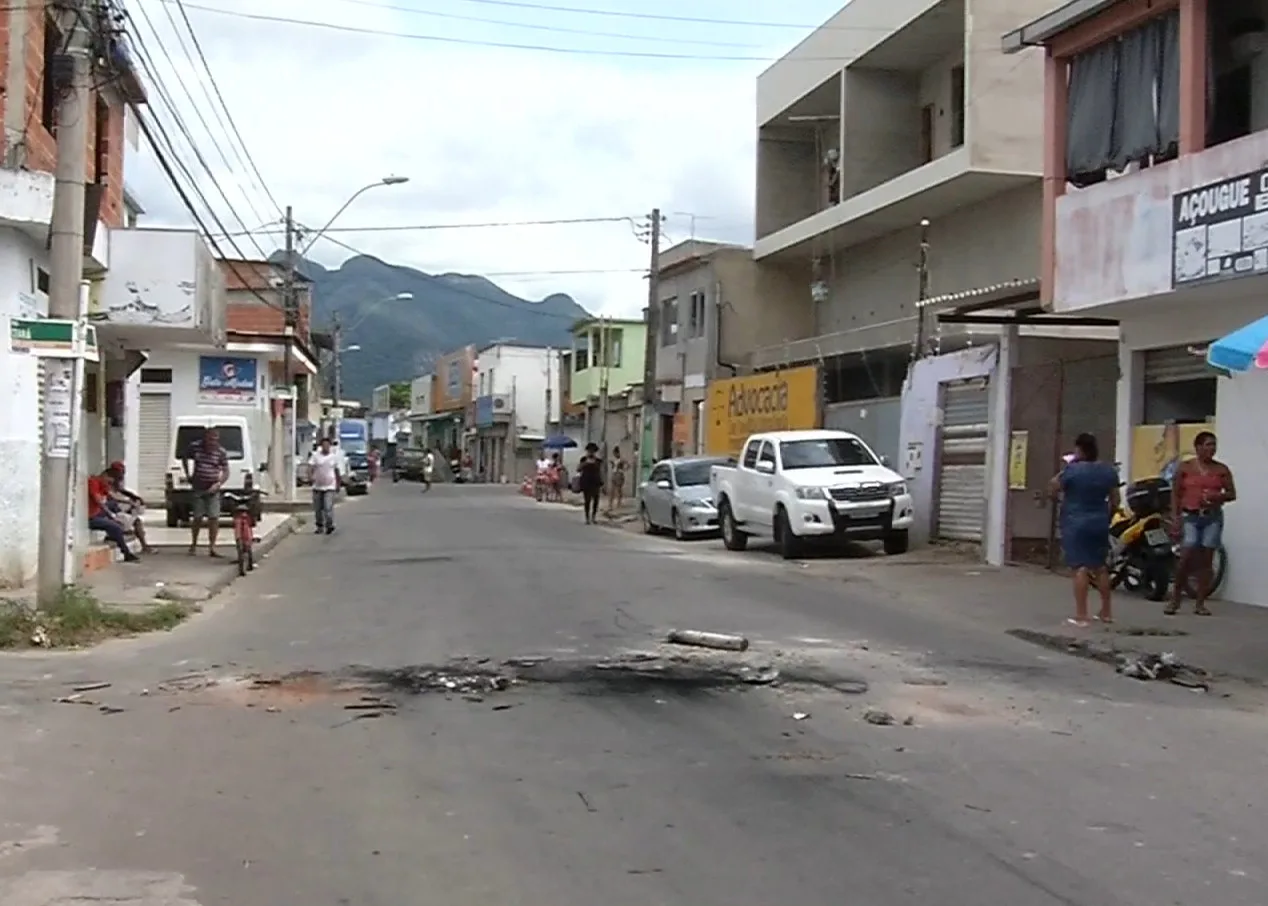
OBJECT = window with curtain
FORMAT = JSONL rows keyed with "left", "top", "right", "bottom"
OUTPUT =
{"left": 1065, "top": 10, "right": 1180, "bottom": 186}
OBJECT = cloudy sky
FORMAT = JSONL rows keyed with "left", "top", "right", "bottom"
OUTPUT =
{"left": 123, "top": 0, "right": 847, "bottom": 318}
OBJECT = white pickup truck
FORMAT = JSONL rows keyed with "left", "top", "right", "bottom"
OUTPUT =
{"left": 709, "top": 429, "right": 914, "bottom": 559}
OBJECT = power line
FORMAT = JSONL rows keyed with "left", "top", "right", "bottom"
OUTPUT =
{"left": 309, "top": 229, "right": 595, "bottom": 322}
{"left": 124, "top": 5, "right": 272, "bottom": 256}
{"left": 166, "top": 0, "right": 284, "bottom": 217}
{"left": 211, "top": 215, "right": 642, "bottom": 237}
{"left": 440, "top": 0, "right": 911, "bottom": 31}
{"left": 197, "top": 0, "right": 765, "bottom": 48}
{"left": 175, "top": 2, "right": 919, "bottom": 61}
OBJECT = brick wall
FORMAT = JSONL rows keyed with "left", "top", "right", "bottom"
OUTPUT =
{"left": 221, "top": 257, "right": 312, "bottom": 341}
{"left": 0, "top": 4, "right": 129, "bottom": 228}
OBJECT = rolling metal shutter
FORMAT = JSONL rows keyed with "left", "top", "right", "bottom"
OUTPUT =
{"left": 936, "top": 379, "right": 989, "bottom": 542}
{"left": 1143, "top": 345, "right": 1216, "bottom": 383}
{"left": 137, "top": 393, "right": 171, "bottom": 500}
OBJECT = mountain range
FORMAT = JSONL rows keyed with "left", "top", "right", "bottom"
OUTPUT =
{"left": 290, "top": 254, "right": 590, "bottom": 402}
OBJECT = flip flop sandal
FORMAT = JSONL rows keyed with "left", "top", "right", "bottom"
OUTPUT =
{"left": 1066, "top": 618, "right": 1090, "bottom": 627}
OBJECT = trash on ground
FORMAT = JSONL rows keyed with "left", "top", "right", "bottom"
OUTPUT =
{"left": 863, "top": 708, "right": 895, "bottom": 726}
{"left": 72, "top": 682, "right": 111, "bottom": 692}
{"left": 1116, "top": 651, "right": 1210, "bottom": 689}
{"left": 666, "top": 629, "right": 750, "bottom": 652}
{"left": 792, "top": 711, "right": 810, "bottom": 720}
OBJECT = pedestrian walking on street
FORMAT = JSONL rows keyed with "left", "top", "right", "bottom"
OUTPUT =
{"left": 1167, "top": 431, "right": 1235, "bottom": 616}
{"left": 607, "top": 445, "right": 627, "bottom": 513}
{"left": 308, "top": 436, "right": 341, "bottom": 535}
{"left": 578, "top": 442, "right": 603, "bottom": 524}
{"left": 1049, "top": 432, "right": 1119, "bottom": 627}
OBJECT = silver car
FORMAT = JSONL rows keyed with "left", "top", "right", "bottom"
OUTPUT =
{"left": 639, "top": 456, "right": 728, "bottom": 540}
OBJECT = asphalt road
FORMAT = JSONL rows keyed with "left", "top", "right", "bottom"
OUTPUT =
{"left": 2, "top": 484, "right": 1266, "bottom": 905}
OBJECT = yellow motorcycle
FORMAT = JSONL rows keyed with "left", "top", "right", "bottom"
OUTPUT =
{"left": 1108, "top": 477, "right": 1174, "bottom": 601}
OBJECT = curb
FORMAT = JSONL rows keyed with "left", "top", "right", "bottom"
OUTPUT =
{"left": 197, "top": 514, "right": 301, "bottom": 601}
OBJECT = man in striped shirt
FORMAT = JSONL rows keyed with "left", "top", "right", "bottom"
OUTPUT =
{"left": 182, "top": 427, "right": 229, "bottom": 557}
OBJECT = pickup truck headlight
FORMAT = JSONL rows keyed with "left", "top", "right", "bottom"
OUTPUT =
{"left": 794, "top": 487, "right": 827, "bottom": 500}
{"left": 886, "top": 481, "right": 908, "bottom": 496}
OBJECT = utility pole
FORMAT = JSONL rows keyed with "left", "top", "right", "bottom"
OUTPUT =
{"left": 598, "top": 317, "right": 610, "bottom": 461}
{"left": 332, "top": 313, "right": 343, "bottom": 410}
{"left": 638, "top": 209, "right": 661, "bottom": 486}
{"left": 277, "top": 205, "right": 297, "bottom": 499}
{"left": 913, "top": 218, "right": 931, "bottom": 358}
{"left": 544, "top": 347, "right": 553, "bottom": 435}
{"left": 37, "top": 5, "right": 92, "bottom": 606}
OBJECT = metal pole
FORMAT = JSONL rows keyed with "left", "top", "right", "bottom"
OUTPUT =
{"left": 278, "top": 206, "right": 296, "bottom": 499}
{"left": 37, "top": 5, "right": 91, "bottom": 606}
{"left": 598, "top": 317, "right": 609, "bottom": 463}
{"left": 638, "top": 209, "right": 661, "bottom": 486}
{"left": 914, "top": 218, "right": 930, "bottom": 358}
{"left": 332, "top": 313, "right": 342, "bottom": 415}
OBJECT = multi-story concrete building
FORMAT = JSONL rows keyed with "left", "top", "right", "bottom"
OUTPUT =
{"left": 0, "top": 5, "right": 146, "bottom": 586}
{"left": 471, "top": 343, "right": 561, "bottom": 481}
{"left": 652, "top": 240, "right": 812, "bottom": 458}
{"left": 1005, "top": 0, "right": 1268, "bottom": 605}
{"left": 752, "top": 0, "right": 1120, "bottom": 562}
{"left": 568, "top": 316, "right": 646, "bottom": 453}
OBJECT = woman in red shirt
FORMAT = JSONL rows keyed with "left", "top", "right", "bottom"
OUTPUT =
{"left": 1167, "top": 431, "right": 1235, "bottom": 616}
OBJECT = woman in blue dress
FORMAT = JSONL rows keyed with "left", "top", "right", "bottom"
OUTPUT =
{"left": 1049, "top": 433, "right": 1120, "bottom": 626}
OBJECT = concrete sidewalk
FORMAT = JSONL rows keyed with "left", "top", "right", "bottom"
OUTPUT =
{"left": 12, "top": 514, "right": 300, "bottom": 611}
{"left": 797, "top": 546, "right": 1268, "bottom": 684}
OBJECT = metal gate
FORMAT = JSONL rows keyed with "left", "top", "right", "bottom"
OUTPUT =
{"left": 137, "top": 393, "right": 171, "bottom": 501}
{"left": 936, "top": 378, "right": 989, "bottom": 542}
{"left": 824, "top": 396, "right": 901, "bottom": 466}
{"left": 1143, "top": 345, "right": 1214, "bottom": 384}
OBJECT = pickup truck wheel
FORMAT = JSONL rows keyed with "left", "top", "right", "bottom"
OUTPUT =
{"left": 776, "top": 506, "right": 801, "bottom": 559}
{"left": 720, "top": 500, "right": 748, "bottom": 551}
{"left": 883, "top": 530, "right": 909, "bottom": 556}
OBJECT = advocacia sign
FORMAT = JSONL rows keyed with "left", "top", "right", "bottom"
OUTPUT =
{"left": 704, "top": 366, "right": 820, "bottom": 457}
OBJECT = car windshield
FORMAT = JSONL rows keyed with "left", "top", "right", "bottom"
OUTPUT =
{"left": 674, "top": 460, "right": 722, "bottom": 486}
{"left": 779, "top": 438, "right": 876, "bottom": 470}
{"left": 176, "top": 425, "right": 245, "bottom": 460}
{"left": 339, "top": 438, "right": 367, "bottom": 454}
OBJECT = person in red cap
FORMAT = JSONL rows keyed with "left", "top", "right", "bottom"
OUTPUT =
{"left": 103, "top": 462, "right": 155, "bottom": 554}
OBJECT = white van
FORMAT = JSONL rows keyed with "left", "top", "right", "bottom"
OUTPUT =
{"left": 163, "top": 415, "right": 265, "bottom": 527}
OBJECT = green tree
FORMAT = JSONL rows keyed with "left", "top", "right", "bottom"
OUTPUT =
{"left": 389, "top": 382, "right": 411, "bottom": 409}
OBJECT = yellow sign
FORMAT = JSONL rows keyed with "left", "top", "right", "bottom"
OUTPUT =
{"left": 1008, "top": 431, "right": 1028, "bottom": 490}
{"left": 704, "top": 366, "right": 820, "bottom": 458}
{"left": 1129, "top": 421, "right": 1215, "bottom": 482}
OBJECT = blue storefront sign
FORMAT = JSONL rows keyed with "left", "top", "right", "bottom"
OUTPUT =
{"left": 475, "top": 395, "right": 494, "bottom": 427}
{"left": 198, "top": 356, "right": 257, "bottom": 404}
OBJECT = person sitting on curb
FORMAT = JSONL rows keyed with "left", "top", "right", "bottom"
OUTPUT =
{"left": 103, "top": 461, "right": 156, "bottom": 554}
{"left": 87, "top": 470, "right": 139, "bottom": 563}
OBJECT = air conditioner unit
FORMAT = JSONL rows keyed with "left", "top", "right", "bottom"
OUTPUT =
{"left": 492, "top": 396, "right": 509, "bottom": 411}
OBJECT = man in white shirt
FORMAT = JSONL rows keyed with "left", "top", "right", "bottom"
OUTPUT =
{"left": 422, "top": 448, "right": 436, "bottom": 492}
{"left": 308, "top": 436, "right": 342, "bottom": 534}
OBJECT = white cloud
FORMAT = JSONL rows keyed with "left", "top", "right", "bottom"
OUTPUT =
{"left": 125, "top": 0, "right": 771, "bottom": 318}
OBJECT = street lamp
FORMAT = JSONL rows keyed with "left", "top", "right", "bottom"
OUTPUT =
{"left": 301, "top": 176, "right": 410, "bottom": 256}
{"left": 332, "top": 291, "right": 416, "bottom": 403}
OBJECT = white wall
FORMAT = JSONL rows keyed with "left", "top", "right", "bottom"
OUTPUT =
{"left": 1054, "top": 130, "right": 1268, "bottom": 311}
{"left": 140, "top": 348, "right": 274, "bottom": 471}
{"left": 410, "top": 374, "right": 433, "bottom": 415}
{"left": 478, "top": 346, "right": 560, "bottom": 435}
{"left": 898, "top": 344, "right": 997, "bottom": 547}
{"left": 98, "top": 229, "right": 204, "bottom": 328}
{"left": 1111, "top": 294, "right": 1267, "bottom": 481}
{"left": 1214, "top": 369, "right": 1268, "bottom": 607}
{"left": 0, "top": 228, "right": 49, "bottom": 587}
